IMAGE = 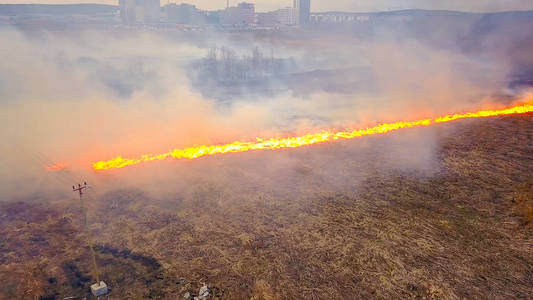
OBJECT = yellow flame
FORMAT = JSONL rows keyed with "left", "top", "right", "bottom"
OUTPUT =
{"left": 92, "top": 103, "right": 533, "bottom": 171}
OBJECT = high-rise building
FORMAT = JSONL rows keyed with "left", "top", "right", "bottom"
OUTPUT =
{"left": 236, "top": 2, "right": 255, "bottom": 25}
{"left": 119, "top": 0, "right": 136, "bottom": 24}
{"left": 119, "top": 0, "right": 160, "bottom": 24}
{"left": 293, "top": 0, "right": 310, "bottom": 25}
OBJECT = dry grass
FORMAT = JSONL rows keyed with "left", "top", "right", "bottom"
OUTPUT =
{"left": 1, "top": 113, "right": 532, "bottom": 299}
{"left": 514, "top": 179, "right": 533, "bottom": 225}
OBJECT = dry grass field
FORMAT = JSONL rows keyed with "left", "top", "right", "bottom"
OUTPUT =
{"left": 1, "top": 113, "right": 532, "bottom": 299}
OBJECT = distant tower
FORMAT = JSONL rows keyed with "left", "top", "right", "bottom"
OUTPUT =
{"left": 293, "top": 0, "right": 310, "bottom": 25}
{"left": 227, "top": 0, "right": 229, "bottom": 8}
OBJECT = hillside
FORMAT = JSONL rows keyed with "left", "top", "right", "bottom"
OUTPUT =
{"left": 0, "top": 4, "right": 117, "bottom": 16}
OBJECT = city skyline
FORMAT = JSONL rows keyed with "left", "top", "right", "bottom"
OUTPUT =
{"left": 2, "top": 0, "right": 533, "bottom": 13}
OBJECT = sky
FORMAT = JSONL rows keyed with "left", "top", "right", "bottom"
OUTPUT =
{"left": 1, "top": 0, "right": 533, "bottom": 13}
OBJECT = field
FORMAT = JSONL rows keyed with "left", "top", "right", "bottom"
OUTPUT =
{"left": 1, "top": 113, "right": 532, "bottom": 299}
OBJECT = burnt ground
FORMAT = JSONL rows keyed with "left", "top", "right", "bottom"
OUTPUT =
{"left": 1, "top": 113, "right": 532, "bottom": 299}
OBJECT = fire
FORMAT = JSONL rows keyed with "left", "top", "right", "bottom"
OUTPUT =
{"left": 93, "top": 103, "right": 533, "bottom": 171}
{"left": 45, "top": 162, "right": 67, "bottom": 172}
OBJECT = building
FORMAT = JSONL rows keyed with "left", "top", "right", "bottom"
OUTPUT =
{"left": 257, "top": 12, "right": 276, "bottom": 26}
{"left": 257, "top": 7, "right": 297, "bottom": 27}
{"left": 205, "top": 11, "right": 220, "bottom": 24}
{"left": 220, "top": 2, "right": 256, "bottom": 26}
{"left": 119, "top": 0, "right": 135, "bottom": 24}
{"left": 276, "top": 7, "right": 297, "bottom": 25}
{"left": 165, "top": 3, "right": 205, "bottom": 24}
{"left": 293, "top": 0, "right": 310, "bottom": 25}
{"left": 310, "top": 12, "right": 372, "bottom": 24}
{"left": 119, "top": 0, "right": 160, "bottom": 24}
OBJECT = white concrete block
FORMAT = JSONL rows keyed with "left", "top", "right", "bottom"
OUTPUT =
{"left": 91, "top": 281, "right": 108, "bottom": 297}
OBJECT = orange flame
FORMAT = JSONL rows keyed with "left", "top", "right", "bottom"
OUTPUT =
{"left": 92, "top": 103, "right": 533, "bottom": 171}
{"left": 45, "top": 162, "right": 67, "bottom": 172}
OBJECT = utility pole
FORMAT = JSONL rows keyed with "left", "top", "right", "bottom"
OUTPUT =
{"left": 73, "top": 182, "right": 108, "bottom": 297}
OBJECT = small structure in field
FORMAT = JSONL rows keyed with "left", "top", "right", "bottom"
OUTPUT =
{"left": 91, "top": 281, "right": 109, "bottom": 297}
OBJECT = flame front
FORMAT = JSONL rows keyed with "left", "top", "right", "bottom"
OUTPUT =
{"left": 45, "top": 162, "right": 67, "bottom": 172}
{"left": 92, "top": 103, "right": 533, "bottom": 171}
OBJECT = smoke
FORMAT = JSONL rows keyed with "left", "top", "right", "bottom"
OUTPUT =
{"left": 0, "top": 19, "right": 531, "bottom": 202}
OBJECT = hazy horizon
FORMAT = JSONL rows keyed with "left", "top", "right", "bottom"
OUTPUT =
{"left": 1, "top": 0, "right": 533, "bottom": 13}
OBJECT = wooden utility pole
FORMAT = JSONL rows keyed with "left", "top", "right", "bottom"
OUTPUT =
{"left": 73, "top": 182, "right": 100, "bottom": 284}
